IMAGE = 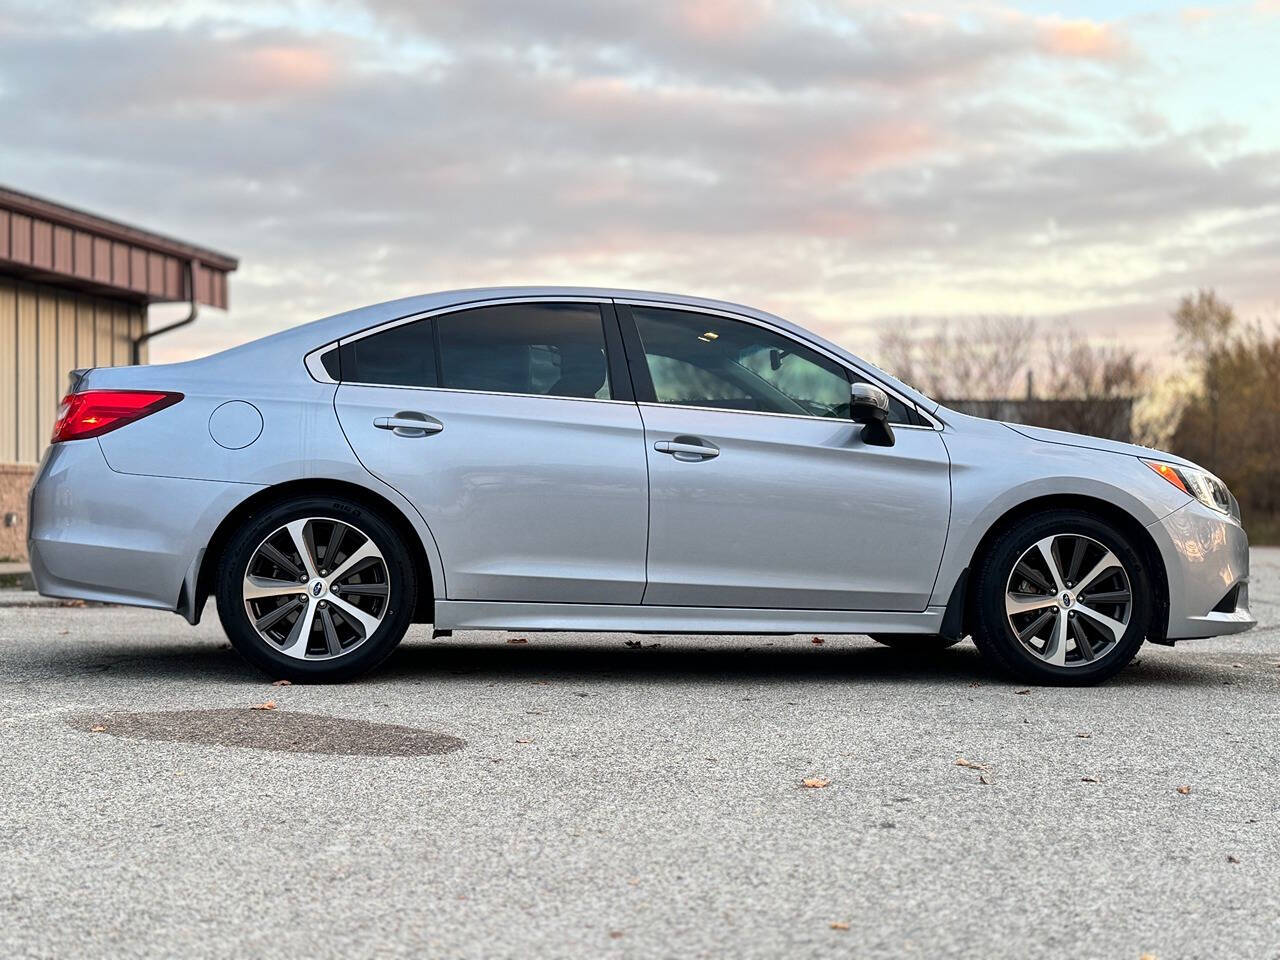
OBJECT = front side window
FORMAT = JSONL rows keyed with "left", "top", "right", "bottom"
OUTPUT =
{"left": 437, "top": 302, "right": 611, "bottom": 400}
{"left": 631, "top": 307, "right": 852, "bottom": 419}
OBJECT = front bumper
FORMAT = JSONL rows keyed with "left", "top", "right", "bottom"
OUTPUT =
{"left": 28, "top": 439, "right": 260, "bottom": 615}
{"left": 1148, "top": 499, "right": 1255, "bottom": 640}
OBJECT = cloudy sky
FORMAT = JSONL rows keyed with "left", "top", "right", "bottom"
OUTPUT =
{"left": 1, "top": 0, "right": 1277, "bottom": 366}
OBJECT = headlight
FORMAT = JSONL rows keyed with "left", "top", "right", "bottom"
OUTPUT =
{"left": 1142, "top": 459, "right": 1235, "bottom": 516}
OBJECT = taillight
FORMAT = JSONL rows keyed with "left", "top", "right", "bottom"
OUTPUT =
{"left": 51, "top": 390, "right": 184, "bottom": 443}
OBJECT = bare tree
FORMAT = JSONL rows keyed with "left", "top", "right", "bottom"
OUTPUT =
{"left": 1038, "top": 332, "right": 1147, "bottom": 438}
{"left": 876, "top": 316, "right": 1036, "bottom": 400}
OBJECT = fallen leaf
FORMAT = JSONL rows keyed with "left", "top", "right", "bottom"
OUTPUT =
{"left": 507, "top": 637, "right": 528, "bottom": 645}
{"left": 515, "top": 738, "right": 533, "bottom": 744}
{"left": 609, "top": 931, "right": 624, "bottom": 940}
{"left": 830, "top": 922, "right": 850, "bottom": 931}
{"left": 979, "top": 773, "right": 992, "bottom": 785}
{"left": 811, "top": 637, "right": 825, "bottom": 645}
{"left": 90, "top": 725, "right": 107, "bottom": 733}
{"left": 1176, "top": 785, "right": 1192, "bottom": 795}
{"left": 271, "top": 679, "right": 292, "bottom": 686}
{"left": 250, "top": 700, "right": 277, "bottom": 711}
{"left": 1227, "top": 854, "right": 1241, "bottom": 864}
{"left": 954, "top": 757, "right": 989, "bottom": 771}
{"left": 802, "top": 777, "right": 831, "bottom": 789}
{"left": 1081, "top": 775, "right": 1102, "bottom": 783}
{"left": 1014, "top": 688, "right": 1031, "bottom": 695}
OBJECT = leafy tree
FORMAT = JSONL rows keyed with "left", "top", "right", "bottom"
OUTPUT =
{"left": 1170, "top": 291, "right": 1280, "bottom": 539}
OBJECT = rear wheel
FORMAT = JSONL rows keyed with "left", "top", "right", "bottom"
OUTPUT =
{"left": 215, "top": 496, "right": 417, "bottom": 682}
{"left": 970, "top": 509, "right": 1151, "bottom": 685}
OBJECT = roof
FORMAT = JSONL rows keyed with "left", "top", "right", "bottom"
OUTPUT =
{"left": 0, "top": 184, "right": 237, "bottom": 309}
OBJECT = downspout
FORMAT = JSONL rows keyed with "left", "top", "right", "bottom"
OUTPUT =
{"left": 131, "top": 257, "right": 199, "bottom": 365}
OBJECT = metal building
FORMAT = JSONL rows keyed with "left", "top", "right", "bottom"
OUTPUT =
{"left": 0, "top": 185, "right": 237, "bottom": 561}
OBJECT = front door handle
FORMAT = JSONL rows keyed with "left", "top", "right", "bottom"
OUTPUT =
{"left": 654, "top": 437, "right": 720, "bottom": 461}
{"left": 374, "top": 412, "right": 444, "bottom": 438}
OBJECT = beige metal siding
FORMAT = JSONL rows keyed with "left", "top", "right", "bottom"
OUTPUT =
{"left": 3, "top": 279, "right": 144, "bottom": 464}
{"left": 0, "top": 279, "right": 14, "bottom": 461}
{"left": 56, "top": 294, "right": 76, "bottom": 400}
{"left": 36, "top": 288, "right": 59, "bottom": 457}
{"left": 15, "top": 283, "right": 36, "bottom": 462}
{"left": 76, "top": 298, "right": 95, "bottom": 367}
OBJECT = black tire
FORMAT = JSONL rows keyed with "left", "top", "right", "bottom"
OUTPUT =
{"left": 215, "top": 496, "right": 417, "bottom": 682}
{"left": 970, "top": 508, "right": 1152, "bottom": 685}
{"left": 869, "top": 634, "right": 962, "bottom": 651}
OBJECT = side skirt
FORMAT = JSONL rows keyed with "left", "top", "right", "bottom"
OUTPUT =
{"left": 434, "top": 600, "right": 947, "bottom": 635}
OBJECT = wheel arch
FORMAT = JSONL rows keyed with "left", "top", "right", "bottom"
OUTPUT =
{"left": 188, "top": 478, "right": 437, "bottom": 626}
{"left": 958, "top": 494, "right": 1170, "bottom": 644}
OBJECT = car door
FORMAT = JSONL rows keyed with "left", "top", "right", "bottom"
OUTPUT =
{"left": 334, "top": 299, "right": 649, "bottom": 604}
{"left": 620, "top": 303, "right": 951, "bottom": 612}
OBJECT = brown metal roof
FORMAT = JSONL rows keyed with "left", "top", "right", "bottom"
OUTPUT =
{"left": 0, "top": 185, "right": 237, "bottom": 309}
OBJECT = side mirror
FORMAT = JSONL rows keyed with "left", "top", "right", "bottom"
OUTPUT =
{"left": 850, "top": 383, "right": 895, "bottom": 447}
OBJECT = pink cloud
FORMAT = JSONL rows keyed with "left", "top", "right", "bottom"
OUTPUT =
{"left": 1037, "top": 18, "right": 1128, "bottom": 59}
{"left": 243, "top": 45, "right": 337, "bottom": 91}
{"left": 674, "top": 0, "right": 774, "bottom": 38}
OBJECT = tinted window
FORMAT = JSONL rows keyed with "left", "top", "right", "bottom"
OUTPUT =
{"left": 319, "top": 347, "right": 341, "bottom": 380}
{"left": 632, "top": 307, "right": 852, "bottom": 419}
{"left": 339, "top": 319, "right": 436, "bottom": 388}
{"left": 437, "top": 302, "right": 611, "bottom": 400}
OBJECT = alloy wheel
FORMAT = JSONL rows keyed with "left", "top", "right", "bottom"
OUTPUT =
{"left": 242, "top": 517, "right": 390, "bottom": 660}
{"left": 1004, "top": 533, "right": 1132, "bottom": 668}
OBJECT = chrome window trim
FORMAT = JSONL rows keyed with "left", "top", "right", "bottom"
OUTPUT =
{"left": 304, "top": 292, "right": 942, "bottom": 429}
{"left": 341, "top": 295, "right": 613, "bottom": 346}
{"left": 636, "top": 401, "right": 938, "bottom": 430}
{"left": 304, "top": 344, "right": 339, "bottom": 384}
{"left": 306, "top": 295, "right": 616, "bottom": 400}
{"left": 617, "top": 297, "right": 941, "bottom": 430}
{"left": 337, "top": 382, "right": 633, "bottom": 406}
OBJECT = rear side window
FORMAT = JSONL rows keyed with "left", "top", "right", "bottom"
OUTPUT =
{"left": 436, "top": 302, "right": 611, "bottom": 400}
{"left": 339, "top": 318, "right": 437, "bottom": 388}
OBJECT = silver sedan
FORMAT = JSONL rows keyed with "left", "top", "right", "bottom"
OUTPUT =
{"left": 28, "top": 287, "right": 1254, "bottom": 683}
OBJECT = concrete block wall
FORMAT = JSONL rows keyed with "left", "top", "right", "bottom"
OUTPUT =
{"left": 0, "top": 462, "right": 34, "bottom": 561}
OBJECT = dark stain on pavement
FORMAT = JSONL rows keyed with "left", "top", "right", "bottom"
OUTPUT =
{"left": 71, "top": 708, "right": 466, "bottom": 757}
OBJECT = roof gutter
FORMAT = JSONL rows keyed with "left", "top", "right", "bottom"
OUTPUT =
{"left": 132, "top": 257, "right": 199, "bottom": 365}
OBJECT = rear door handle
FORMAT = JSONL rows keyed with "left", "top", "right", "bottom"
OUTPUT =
{"left": 654, "top": 437, "right": 720, "bottom": 461}
{"left": 374, "top": 412, "right": 444, "bottom": 438}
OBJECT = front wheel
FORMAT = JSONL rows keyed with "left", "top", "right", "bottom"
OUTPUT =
{"left": 215, "top": 496, "right": 418, "bottom": 682}
{"left": 970, "top": 509, "right": 1152, "bottom": 685}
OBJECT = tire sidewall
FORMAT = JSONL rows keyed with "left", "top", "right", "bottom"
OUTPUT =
{"left": 215, "top": 496, "right": 416, "bottom": 682}
{"left": 975, "top": 510, "right": 1152, "bottom": 684}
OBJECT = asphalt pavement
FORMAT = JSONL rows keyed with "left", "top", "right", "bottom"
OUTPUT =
{"left": 2, "top": 550, "right": 1279, "bottom": 959}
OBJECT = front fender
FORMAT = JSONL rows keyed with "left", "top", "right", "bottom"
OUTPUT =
{"left": 930, "top": 421, "right": 1192, "bottom": 607}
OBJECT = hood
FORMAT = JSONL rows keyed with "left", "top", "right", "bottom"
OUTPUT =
{"left": 1002, "top": 422, "right": 1198, "bottom": 468}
